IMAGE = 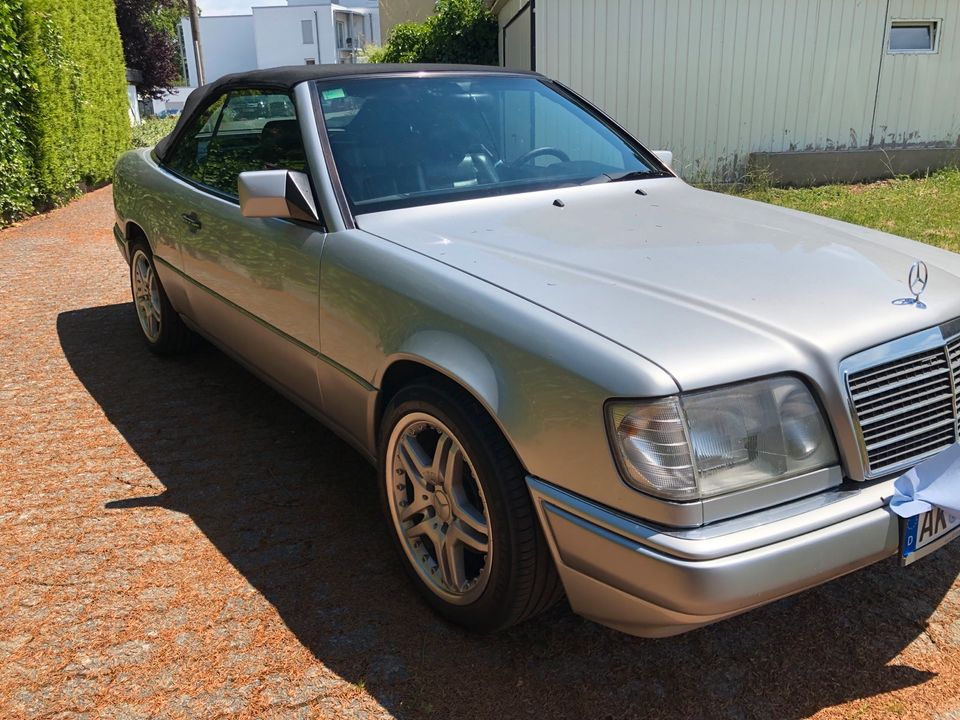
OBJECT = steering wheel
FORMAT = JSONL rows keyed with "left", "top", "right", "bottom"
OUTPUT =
{"left": 509, "top": 147, "right": 571, "bottom": 166}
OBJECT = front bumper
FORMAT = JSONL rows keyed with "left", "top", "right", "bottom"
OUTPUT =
{"left": 527, "top": 475, "right": 900, "bottom": 637}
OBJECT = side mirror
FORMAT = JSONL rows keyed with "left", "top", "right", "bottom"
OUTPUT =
{"left": 652, "top": 150, "right": 673, "bottom": 167}
{"left": 238, "top": 170, "right": 320, "bottom": 224}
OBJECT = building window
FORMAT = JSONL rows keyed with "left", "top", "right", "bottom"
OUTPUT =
{"left": 305, "top": 58, "right": 316, "bottom": 65}
{"left": 302, "top": 19, "right": 314, "bottom": 44}
{"left": 889, "top": 20, "right": 938, "bottom": 53}
{"left": 337, "top": 20, "right": 346, "bottom": 49}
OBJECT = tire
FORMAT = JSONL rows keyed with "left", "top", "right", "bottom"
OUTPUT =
{"left": 129, "top": 241, "right": 190, "bottom": 355}
{"left": 378, "top": 381, "right": 563, "bottom": 632}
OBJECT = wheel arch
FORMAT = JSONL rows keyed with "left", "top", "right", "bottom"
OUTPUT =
{"left": 374, "top": 339, "right": 524, "bottom": 469}
{"left": 125, "top": 221, "right": 151, "bottom": 254}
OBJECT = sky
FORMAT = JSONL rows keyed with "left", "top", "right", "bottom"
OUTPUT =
{"left": 199, "top": 0, "right": 285, "bottom": 16}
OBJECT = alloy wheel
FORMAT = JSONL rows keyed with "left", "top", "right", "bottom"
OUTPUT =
{"left": 385, "top": 412, "right": 492, "bottom": 604}
{"left": 131, "top": 249, "right": 162, "bottom": 343}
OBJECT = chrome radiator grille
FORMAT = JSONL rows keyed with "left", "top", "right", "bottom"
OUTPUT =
{"left": 847, "top": 335, "right": 960, "bottom": 476}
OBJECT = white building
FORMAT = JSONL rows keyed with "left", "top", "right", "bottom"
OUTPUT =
{"left": 180, "top": 0, "right": 381, "bottom": 89}
{"left": 491, "top": 0, "right": 960, "bottom": 184}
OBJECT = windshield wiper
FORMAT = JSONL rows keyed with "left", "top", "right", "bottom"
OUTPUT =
{"left": 580, "top": 170, "right": 663, "bottom": 185}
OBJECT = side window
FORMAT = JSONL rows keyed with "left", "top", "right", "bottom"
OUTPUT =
{"left": 164, "top": 93, "right": 228, "bottom": 181}
{"left": 202, "top": 89, "right": 308, "bottom": 197}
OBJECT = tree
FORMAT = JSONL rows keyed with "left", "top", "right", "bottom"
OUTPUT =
{"left": 114, "top": 0, "right": 187, "bottom": 99}
{"left": 371, "top": 0, "right": 498, "bottom": 66}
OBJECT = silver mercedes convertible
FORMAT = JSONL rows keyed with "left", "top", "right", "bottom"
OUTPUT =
{"left": 112, "top": 64, "right": 960, "bottom": 637}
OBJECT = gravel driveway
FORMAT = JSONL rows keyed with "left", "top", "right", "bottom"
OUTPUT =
{"left": 3, "top": 186, "right": 960, "bottom": 720}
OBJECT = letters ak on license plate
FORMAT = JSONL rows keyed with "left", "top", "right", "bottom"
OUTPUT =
{"left": 901, "top": 507, "right": 960, "bottom": 565}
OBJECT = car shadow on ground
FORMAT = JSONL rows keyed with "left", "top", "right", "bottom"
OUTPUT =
{"left": 58, "top": 302, "right": 960, "bottom": 720}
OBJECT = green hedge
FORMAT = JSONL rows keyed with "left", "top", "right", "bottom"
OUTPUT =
{"left": 0, "top": 0, "right": 130, "bottom": 224}
{"left": 0, "top": 1, "right": 36, "bottom": 220}
{"left": 132, "top": 116, "right": 177, "bottom": 149}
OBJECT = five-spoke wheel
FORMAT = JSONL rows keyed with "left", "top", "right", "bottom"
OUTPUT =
{"left": 386, "top": 412, "right": 492, "bottom": 604}
{"left": 379, "top": 382, "right": 562, "bottom": 632}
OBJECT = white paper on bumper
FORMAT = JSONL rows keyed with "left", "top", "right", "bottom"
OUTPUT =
{"left": 889, "top": 443, "right": 960, "bottom": 518}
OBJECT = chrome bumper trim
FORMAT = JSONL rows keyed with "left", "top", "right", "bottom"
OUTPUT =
{"left": 528, "top": 476, "right": 900, "bottom": 636}
{"left": 529, "top": 474, "right": 897, "bottom": 561}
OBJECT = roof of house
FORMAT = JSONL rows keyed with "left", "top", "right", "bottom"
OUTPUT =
{"left": 154, "top": 63, "right": 539, "bottom": 162}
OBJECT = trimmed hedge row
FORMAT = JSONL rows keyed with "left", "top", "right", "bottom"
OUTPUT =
{"left": 0, "top": 0, "right": 130, "bottom": 224}
{"left": 0, "top": 2, "right": 36, "bottom": 220}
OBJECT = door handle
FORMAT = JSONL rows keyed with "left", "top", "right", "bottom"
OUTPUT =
{"left": 180, "top": 212, "right": 202, "bottom": 231}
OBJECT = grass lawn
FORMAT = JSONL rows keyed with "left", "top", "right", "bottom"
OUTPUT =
{"left": 736, "top": 168, "right": 960, "bottom": 254}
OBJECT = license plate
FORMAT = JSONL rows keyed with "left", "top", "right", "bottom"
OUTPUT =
{"left": 901, "top": 507, "right": 960, "bottom": 565}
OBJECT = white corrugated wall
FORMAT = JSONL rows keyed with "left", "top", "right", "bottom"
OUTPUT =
{"left": 874, "top": 0, "right": 960, "bottom": 147}
{"left": 525, "top": 0, "right": 960, "bottom": 180}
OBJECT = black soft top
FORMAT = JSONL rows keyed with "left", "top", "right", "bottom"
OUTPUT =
{"left": 154, "top": 63, "right": 538, "bottom": 162}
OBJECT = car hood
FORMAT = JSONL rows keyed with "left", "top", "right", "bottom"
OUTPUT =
{"left": 357, "top": 178, "right": 960, "bottom": 390}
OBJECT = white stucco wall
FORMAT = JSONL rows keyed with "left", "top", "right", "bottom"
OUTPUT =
{"left": 253, "top": 4, "right": 378, "bottom": 68}
{"left": 179, "top": 3, "right": 381, "bottom": 86}
{"left": 253, "top": 4, "right": 336, "bottom": 66}
{"left": 288, "top": 0, "right": 378, "bottom": 8}
{"left": 181, "top": 15, "right": 257, "bottom": 85}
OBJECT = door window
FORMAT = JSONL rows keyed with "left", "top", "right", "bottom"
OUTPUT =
{"left": 203, "top": 90, "right": 307, "bottom": 197}
{"left": 164, "top": 89, "right": 309, "bottom": 199}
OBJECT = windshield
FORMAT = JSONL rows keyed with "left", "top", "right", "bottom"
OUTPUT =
{"left": 315, "top": 75, "right": 668, "bottom": 213}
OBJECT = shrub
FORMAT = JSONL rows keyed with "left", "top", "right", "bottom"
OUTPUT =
{"left": 376, "top": 22, "right": 430, "bottom": 63}
{"left": 20, "top": 0, "right": 130, "bottom": 209}
{"left": 115, "top": 0, "right": 188, "bottom": 99}
{"left": 0, "top": 1, "right": 37, "bottom": 222}
{"left": 376, "top": 0, "right": 497, "bottom": 66}
{"left": 360, "top": 44, "right": 387, "bottom": 63}
{"left": 132, "top": 116, "right": 177, "bottom": 148}
{"left": 421, "top": 0, "right": 498, "bottom": 65}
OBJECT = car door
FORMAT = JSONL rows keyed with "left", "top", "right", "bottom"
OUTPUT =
{"left": 163, "top": 88, "right": 327, "bottom": 412}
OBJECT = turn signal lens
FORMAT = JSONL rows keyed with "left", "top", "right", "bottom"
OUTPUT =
{"left": 607, "top": 399, "right": 697, "bottom": 500}
{"left": 607, "top": 377, "right": 838, "bottom": 501}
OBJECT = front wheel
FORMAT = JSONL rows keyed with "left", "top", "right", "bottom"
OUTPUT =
{"left": 379, "top": 382, "right": 562, "bottom": 632}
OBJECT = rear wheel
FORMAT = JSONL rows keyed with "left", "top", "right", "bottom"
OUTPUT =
{"left": 129, "top": 242, "right": 190, "bottom": 355}
{"left": 379, "top": 382, "right": 563, "bottom": 632}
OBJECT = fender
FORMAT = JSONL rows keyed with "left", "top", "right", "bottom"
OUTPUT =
{"left": 382, "top": 331, "right": 500, "bottom": 414}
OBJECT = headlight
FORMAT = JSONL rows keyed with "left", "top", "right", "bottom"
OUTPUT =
{"left": 606, "top": 377, "right": 838, "bottom": 500}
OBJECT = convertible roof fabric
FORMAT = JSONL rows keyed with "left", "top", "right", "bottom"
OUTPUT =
{"left": 154, "top": 63, "right": 538, "bottom": 162}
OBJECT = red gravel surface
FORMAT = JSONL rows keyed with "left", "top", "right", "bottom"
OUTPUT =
{"left": 2, "top": 186, "right": 960, "bottom": 720}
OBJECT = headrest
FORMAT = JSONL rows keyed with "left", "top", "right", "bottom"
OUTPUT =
{"left": 260, "top": 119, "right": 301, "bottom": 150}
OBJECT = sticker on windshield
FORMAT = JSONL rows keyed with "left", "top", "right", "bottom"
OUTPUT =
{"left": 322, "top": 88, "right": 346, "bottom": 101}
